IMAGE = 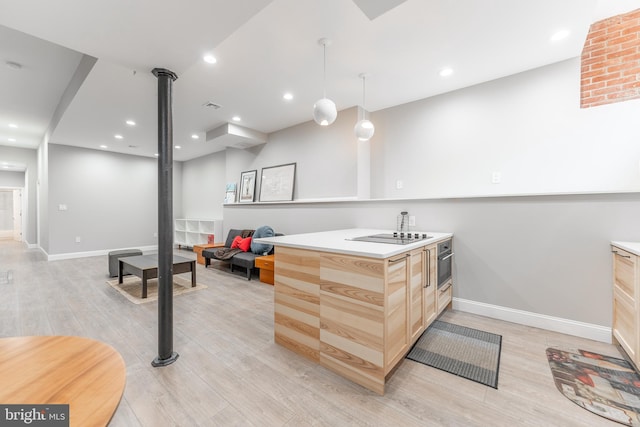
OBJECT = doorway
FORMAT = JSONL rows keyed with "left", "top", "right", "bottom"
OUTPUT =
{"left": 0, "top": 189, "right": 22, "bottom": 242}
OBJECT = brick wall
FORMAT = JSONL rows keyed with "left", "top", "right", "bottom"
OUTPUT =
{"left": 581, "top": 8, "right": 640, "bottom": 108}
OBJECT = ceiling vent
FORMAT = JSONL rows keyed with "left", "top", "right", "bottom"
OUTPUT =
{"left": 205, "top": 122, "right": 267, "bottom": 149}
{"left": 202, "top": 101, "right": 222, "bottom": 109}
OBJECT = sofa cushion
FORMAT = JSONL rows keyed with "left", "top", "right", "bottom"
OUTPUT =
{"left": 231, "top": 236, "right": 252, "bottom": 252}
{"left": 231, "top": 251, "right": 256, "bottom": 269}
{"left": 225, "top": 229, "right": 244, "bottom": 248}
{"left": 251, "top": 225, "right": 275, "bottom": 255}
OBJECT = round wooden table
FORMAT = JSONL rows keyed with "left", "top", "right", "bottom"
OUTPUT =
{"left": 0, "top": 335, "right": 126, "bottom": 426}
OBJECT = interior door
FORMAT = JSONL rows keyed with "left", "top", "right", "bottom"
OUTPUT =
{"left": 13, "top": 189, "right": 22, "bottom": 241}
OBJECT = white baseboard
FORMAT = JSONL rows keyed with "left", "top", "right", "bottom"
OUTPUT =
{"left": 453, "top": 297, "right": 612, "bottom": 344}
{"left": 47, "top": 245, "right": 159, "bottom": 261}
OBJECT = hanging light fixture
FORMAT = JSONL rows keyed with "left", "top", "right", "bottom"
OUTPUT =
{"left": 354, "top": 73, "right": 375, "bottom": 141}
{"left": 313, "top": 38, "right": 337, "bottom": 126}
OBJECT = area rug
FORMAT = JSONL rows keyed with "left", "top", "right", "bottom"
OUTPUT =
{"left": 106, "top": 275, "right": 207, "bottom": 304}
{"left": 407, "top": 320, "right": 502, "bottom": 388}
{"left": 546, "top": 347, "right": 640, "bottom": 426}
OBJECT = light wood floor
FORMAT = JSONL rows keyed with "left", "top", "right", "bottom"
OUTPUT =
{"left": 0, "top": 240, "right": 622, "bottom": 426}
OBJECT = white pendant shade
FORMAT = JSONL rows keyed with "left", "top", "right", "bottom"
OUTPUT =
{"left": 354, "top": 73, "right": 375, "bottom": 141}
{"left": 313, "top": 38, "right": 337, "bottom": 126}
{"left": 313, "top": 97, "right": 337, "bottom": 126}
{"left": 354, "top": 119, "right": 375, "bottom": 140}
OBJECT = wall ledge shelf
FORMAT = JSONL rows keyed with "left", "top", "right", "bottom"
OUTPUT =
{"left": 223, "top": 189, "right": 640, "bottom": 207}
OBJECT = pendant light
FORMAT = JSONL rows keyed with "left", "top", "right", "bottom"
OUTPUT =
{"left": 354, "top": 73, "right": 375, "bottom": 141}
{"left": 313, "top": 38, "right": 337, "bottom": 126}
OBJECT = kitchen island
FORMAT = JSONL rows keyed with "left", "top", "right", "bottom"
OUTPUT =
{"left": 257, "top": 228, "right": 453, "bottom": 394}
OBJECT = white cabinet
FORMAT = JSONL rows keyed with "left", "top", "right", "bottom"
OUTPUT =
{"left": 174, "top": 219, "right": 223, "bottom": 248}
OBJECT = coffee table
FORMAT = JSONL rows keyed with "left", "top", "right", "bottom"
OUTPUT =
{"left": 118, "top": 254, "right": 196, "bottom": 298}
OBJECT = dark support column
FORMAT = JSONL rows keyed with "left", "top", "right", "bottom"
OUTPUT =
{"left": 151, "top": 67, "right": 179, "bottom": 368}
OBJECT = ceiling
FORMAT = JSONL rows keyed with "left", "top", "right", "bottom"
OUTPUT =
{"left": 1, "top": 0, "right": 640, "bottom": 169}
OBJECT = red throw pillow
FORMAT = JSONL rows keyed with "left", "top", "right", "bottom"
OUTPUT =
{"left": 230, "top": 235, "right": 243, "bottom": 249}
{"left": 238, "top": 237, "right": 252, "bottom": 252}
{"left": 230, "top": 236, "right": 252, "bottom": 252}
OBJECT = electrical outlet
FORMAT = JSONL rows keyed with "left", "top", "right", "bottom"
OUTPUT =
{"left": 491, "top": 171, "right": 501, "bottom": 184}
{"left": 153, "top": 232, "right": 158, "bottom": 238}
{"left": 396, "top": 180, "right": 403, "bottom": 189}
{"left": 409, "top": 216, "right": 416, "bottom": 226}
{"left": 75, "top": 236, "right": 81, "bottom": 243}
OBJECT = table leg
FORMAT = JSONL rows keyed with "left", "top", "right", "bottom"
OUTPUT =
{"left": 118, "top": 261, "right": 124, "bottom": 284}
{"left": 191, "top": 261, "right": 196, "bottom": 287}
{"left": 142, "top": 271, "right": 148, "bottom": 299}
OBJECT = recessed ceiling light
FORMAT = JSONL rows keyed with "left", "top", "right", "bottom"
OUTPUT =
{"left": 191, "top": 134, "right": 199, "bottom": 140}
{"left": 439, "top": 67, "right": 453, "bottom": 77}
{"left": 283, "top": 92, "right": 293, "bottom": 101}
{"left": 100, "top": 144, "right": 108, "bottom": 149}
{"left": 114, "top": 134, "right": 123, "bottom": 139}
{"left": 8, "top": 138, "right": 16, "bottom": 142}
{"left": 175, "top": 145, "right": 182, "bottom": 149}
{"left": 8, "top": 123, "right": 18, "bottom": 128}
{"left": 550, "top": 30, "right": 570, "bottom": 42}
{"left": 126, "top": 120, "right": 136, "bottom": 126}
{"left": 154, "top": 153, "right": 159, "bottom": 157}
{"left": 203, "top": 54, "right": 217, "bottom": 64}
{"left": 232, "top": 116, "right": 241, "bottom": 122}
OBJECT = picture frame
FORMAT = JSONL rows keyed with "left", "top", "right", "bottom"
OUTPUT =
{"left": 259, "top": 163, "right": 296, "bottom": 202}
{"left": 239, "top": 170, "right": 257, "bottom": 203}
{"left": 224, "top": 182, "right": 237, "bottom": 204}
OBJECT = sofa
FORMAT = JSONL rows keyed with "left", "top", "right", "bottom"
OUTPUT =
{"left": 202, "top": 227, "right": 280, "bottom": 280}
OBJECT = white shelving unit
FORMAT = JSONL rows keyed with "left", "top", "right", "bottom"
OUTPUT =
{"left": 174, "top": 219, "right": 223, "bottom": 248}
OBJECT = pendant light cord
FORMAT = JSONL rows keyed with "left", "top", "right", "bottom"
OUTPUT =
{"left": 361, "top": 75, "right": 367, "bottom": 120}
{"left": 323, "top": 43, "right": 327, "bottom": 99}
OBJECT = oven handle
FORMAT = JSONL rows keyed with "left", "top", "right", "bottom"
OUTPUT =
{"left": 440, "top": 282, "right": 452, "bottom": 293}
{"left": 440, "top": 252, "right": 454, "bottom": 261}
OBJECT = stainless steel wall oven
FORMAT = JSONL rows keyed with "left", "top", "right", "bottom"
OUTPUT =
{"left": 437, "top": 240, "right": 453, "bottom": 288}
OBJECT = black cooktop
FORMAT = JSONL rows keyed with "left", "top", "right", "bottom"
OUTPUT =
{"left": 349, "top": 233, "right": 431, "bottom": 245}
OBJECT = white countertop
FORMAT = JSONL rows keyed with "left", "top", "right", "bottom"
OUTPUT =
{"left": 256, "top": 228, "right": 453, "bottom": 258}
{"left": 611, "top": 241, "right": 640, "bottom": 257}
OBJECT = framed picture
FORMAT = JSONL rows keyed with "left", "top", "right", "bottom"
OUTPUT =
{"left": 239, "top": 170, "right": 257, "bottom": 203}
{"left": 224, "top": 182, "right": 237, "bottom": 204}
{"left": 259, "top": 163, "right": 296, "bottom": 202}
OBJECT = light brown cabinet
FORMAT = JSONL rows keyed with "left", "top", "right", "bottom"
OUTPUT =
{"left": 273, "top": 240, "right": 453, "bottom": 395}
{"left": 612, "top": 245, "right": 640, "bottom": 368}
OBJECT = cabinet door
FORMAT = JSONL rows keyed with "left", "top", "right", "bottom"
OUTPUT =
{"left": 409, "top": 249, "right": 425, "bottom": 344}
{"left": 423, "top": 245, "right": 437, "bottom": 327}
{"left": 385, "top": 254, "right": 409, "bottom": 373}
{"left": 612, "top": 248, "right": 638, "bottom": 364}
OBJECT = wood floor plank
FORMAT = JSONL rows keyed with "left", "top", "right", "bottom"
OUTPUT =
{"left": 0, "top": 240, "right": 625, "bottom": 426}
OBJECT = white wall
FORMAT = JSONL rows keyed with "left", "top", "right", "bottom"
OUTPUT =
{"left": 371, "top": 58, "right": 640, "bottom": 198}
{"left": 217, "top": 107, "right": 359, "bottom": 203}
{"left": 0, "top": 171, "right": 25, "bottom": 187}
{"left": 224, "top": 192, "right": 640, "bottom": 331}
{"left": 180, "top": 150, "right": 225, "bottom": 219}
{"left": 47, "top": 144, "right": 183, "bottom": 256}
